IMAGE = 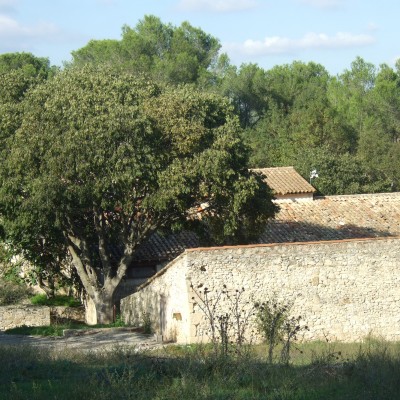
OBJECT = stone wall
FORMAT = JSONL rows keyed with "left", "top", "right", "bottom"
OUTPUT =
{"left": 121, "top": 237, "right": 400, "bottom": 344}
{"left": 121, "top": 254, "right": 191, "bottom": 342}
{"left": 0, "top": 305, "right": 50, "bottom": 330}
{"left": 0, "top": 306, "right": 84, "bottom": 330}
{"left": 50, "top": 306, "right": 85, "bottom": 323}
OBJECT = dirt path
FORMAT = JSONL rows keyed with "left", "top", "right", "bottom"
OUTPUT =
{"left": 0, "top": 328, "right": 162, "bottom": 352}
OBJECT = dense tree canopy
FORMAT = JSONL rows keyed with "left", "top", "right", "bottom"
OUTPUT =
{"left": 71, "top": 15, "right": 221, "bottom": 86}
{"left": 0, "top": 52, "right": 56, "bottom": 78}
{"left": 217, "top": 63, "right": 268, "bottom": 128}
{"left": 0, "top": 52, "right": 57, "bottom": 150}
{"left": 0, "top": 66, "right": 277, "bottom": 322}
{"left": 0, "top": 53, "right": 63, "bottom": 295}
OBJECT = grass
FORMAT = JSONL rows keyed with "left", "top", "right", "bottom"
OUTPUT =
{"left": 0, "top": 338, "right": 400, "bottom": 399}
{"left": 4, "top": 322, "right": 93, "bottom": 337}
{"left": 30, "top": 294, "right": 82, "bottom": 307}
{"left": 4, "top": 315, "right": 128, "bottom": 337}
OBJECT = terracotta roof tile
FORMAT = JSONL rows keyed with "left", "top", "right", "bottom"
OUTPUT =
{"left": 259, "top": 192, "right": 400, "bottom": 243}
{"left": 117, "top": 193, "right": 400, "bottom": 262}
{"left": 132, "top": 231, "right": 199, "bottom": 261}
{"left": 109, "top": 231, "right": 199, "bottom": 263}
{"left": 252, "top": 166, "right": 316, "bottom": 195}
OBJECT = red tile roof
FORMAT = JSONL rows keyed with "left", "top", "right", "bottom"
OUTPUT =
{"left": 121, "top": 193, "right": 400, "bottom": 263}
{"left": 252, "top": 166, "right": 316, "bottom": 196}
{"left": 132, "top": 231, "right": 199, "bottom": 262}
{"left": 259, "top": 192, "right": 400, "bottom": 243}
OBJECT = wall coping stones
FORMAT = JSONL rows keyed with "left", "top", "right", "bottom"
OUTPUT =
{"left": 185, "top": 236, "right": 400, "bottom": 253}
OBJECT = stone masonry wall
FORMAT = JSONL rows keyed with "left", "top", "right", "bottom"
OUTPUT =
{"left": 0, "top": 306, "right": 50, "bottom": 331}
{"left": 50, "top": 306, "right": 85, "bottom": 323}
{"left": 121, "top": 254, "right": 191, "bottom": 342}
{"left": 121, "top": 237, "right": 400, "bottom": 343}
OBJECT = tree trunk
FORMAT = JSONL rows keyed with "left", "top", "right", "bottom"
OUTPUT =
{"left": 85, "top": 291, "right": 115, "bottom": 325}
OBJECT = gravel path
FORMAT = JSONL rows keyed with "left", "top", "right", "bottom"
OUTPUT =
{"left": 0, "top": 328, "right": 162, "bottom": 352}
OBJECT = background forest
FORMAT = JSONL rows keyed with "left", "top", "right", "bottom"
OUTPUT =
{"left": 1, "top": 14, "right": 400, "bottom": 198}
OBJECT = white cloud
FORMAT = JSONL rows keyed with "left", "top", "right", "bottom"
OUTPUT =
{"left": 177, "top": 0, "right": 258, "bottom": 12}
{"left": 0, "top": 0, "right": 18, "bottom": 13}
{"left": 0, "top": 14, "right": 59, "bottom": 40}
{"left": 298, "top": 0, "right": 343, "bottom": 9}
{"left": 0, "top": 14, "right": 64, "bottom": 53}
{"left": 224, "top": 32, "right": 376, "bottom": 56}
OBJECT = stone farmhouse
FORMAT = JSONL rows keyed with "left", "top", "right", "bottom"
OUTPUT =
{"left": 253, "top": 166, "right": 316, "bottom": 202}
{"left": 120, "top": 167, "right": 400, "bottom": 343}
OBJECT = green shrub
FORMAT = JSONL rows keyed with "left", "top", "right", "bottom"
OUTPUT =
{"left": 30, "top": 294, "right": 81, "bottom": 307}
{"left": 255, "top": 299, "right": 290, "bottom": 363}
{"left": 0, "top": 280, "right": 33, "bottom": 305}
{"left": 255, "top": 298, "right": 307, "bottom": 364}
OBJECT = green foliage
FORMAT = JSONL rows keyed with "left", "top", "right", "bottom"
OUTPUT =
{"left": 217, "top": 63, "right": 268, "bottom": 128}
{"left": 69, "top": 17, "right": 400, "bottom": 195}
{"left": 255, "top": 299, "right": 291, "bottom": 363}
{"left": 30, "top": 294, "right": 81, "bottom": 307}
{"left": 289, "top": 147, "right": 392, "bottom": 195}
{"left": 5, "top": 318, "right": 128, "bottom": 336}
{"left": 0, "top": 280, "right": 33, "bottom": 305}
{"left": 0, "top": 54, "right": 69, "bottom": 298}
{"left": 0, "top": 243, "right": 20, "bottom": 282}
{"left": 71, "top": 15, "right": 221, "bottom": 86}
{"left": 0, "top": 52, "right": 57, "bottom": 79}
{"left": 254, "top": 297, "right": 307, "bottom": 365}
{"left": 243, "top": 58, "right": 400, "bottom": 194}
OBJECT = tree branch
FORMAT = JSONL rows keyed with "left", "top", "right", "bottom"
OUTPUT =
{"left": 93, "top": 206, "right": 112, "bottom": 280}
{"left": 66, "top": 235, "right": 97, "bottom": 298}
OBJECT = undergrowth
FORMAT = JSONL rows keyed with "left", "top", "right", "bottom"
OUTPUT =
{"left": 0, "top": 338, "right": 400, "bottom": 399}
{"left": 0, "top": 280, "right": 32, "bottom": 305}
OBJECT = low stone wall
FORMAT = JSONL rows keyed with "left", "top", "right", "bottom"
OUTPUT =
{"left": 121, "top": 237, "right": 400, "bottom": 344}
{"left": 0, "top": 305, "right": 50, "bottom": 331}
{"left": 0, "top": 306, "right": 85, "bottom": 330}
{"left": 50, "top": 306, "right": 85, "bottom": 323}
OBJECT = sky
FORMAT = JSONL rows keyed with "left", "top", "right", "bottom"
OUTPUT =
{"left": 0, "top": 0, "right": 399, "bottom": 75}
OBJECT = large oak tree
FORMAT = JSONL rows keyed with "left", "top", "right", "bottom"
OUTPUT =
{"left": 0, "top": 66, "right": 277, "bottom": 323}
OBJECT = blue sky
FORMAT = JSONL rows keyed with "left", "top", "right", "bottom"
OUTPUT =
{"left": 0, "top": 0, "right": 398, "bottom": 75}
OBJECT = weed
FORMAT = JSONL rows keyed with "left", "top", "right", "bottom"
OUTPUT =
{"left": 141, "top": 311, "right": 153, "bottom": 334}
{"left": 255, "top": 298, "right": 308, "bottom": 364}
{"left": 190, "top": 284, "right": 255, "bottom": 358}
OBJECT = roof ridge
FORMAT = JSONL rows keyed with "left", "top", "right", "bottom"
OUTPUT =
{"left": 314, "top": 192, "right": 400, "bottom": 200}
